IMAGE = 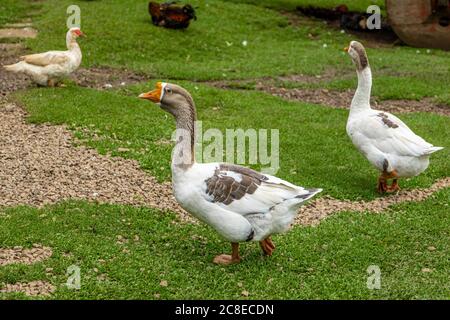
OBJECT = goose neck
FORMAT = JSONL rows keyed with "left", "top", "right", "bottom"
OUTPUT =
{"left": 351, "top": 67, "right": 372, "bottom": 114}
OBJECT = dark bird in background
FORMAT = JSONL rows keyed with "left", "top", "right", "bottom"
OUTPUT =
{"left": 297, "top": 4, "right": 391, "bottom": 32}
{"left": 149, "top": 1, "right": 197, "bottom": 29}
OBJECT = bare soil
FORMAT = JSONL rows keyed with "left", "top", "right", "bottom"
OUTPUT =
{"left": 0, "top": 43, "right": 30, "bottom": 96}
{"left": 0, "top": 99, "right": 189, "bottom": 221}
{"left": 262, "top": 86, "right": 450, "bottom": 116}
{"left": 0, "top": 28, "right": 37, "bottom": 39}
{"left": 0, "top": 244, "right": 52, "bottom": 266}
{"left": 74, "top": 66, "right": 148, "bottom": 90}
{"left": 0, "top": 281, "right": 55, "bottom": 296}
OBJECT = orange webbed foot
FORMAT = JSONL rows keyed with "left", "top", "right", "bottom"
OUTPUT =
{"left": 260, "top": 237, "right": 275, "bottom": 256}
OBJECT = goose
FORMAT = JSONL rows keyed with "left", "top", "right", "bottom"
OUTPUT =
{"left": 345, "top": 41, "right": 443, "bottom": 193}
{"left": 3, "top": 27, "right": 84, "bottom": 87}
{"left": 139, "top": 82, "right": 322, "bottom": 265}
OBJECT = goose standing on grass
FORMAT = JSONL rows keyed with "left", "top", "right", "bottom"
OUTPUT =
{"left": 139, "top": 82, "right": 322, "bottom": 265}
{"left": 345, "top": 41, "right": 443, "bottom": 193}
{"left": 3, "top": 27, "right": 85, "bottom": 87}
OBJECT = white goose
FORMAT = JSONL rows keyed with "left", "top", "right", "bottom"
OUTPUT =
{"left": 3, "top": 27, "right": 84, "bottom": 87}
{"left": 345, "top": 41, "right": 443, "bottom": 193}
{"left": 139, "top": 82, "right": 322, "bottom": 265}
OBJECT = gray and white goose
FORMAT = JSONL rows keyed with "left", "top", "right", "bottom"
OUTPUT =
{"left": 139, "top": 82, "right": 321, "bottom": 265}
{"left": 345, "top": 41, "right": 443, "bottom": 193}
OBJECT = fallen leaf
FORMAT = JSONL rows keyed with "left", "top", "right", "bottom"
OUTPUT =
{"left": 160, "top": 280, "right": 168, "bottom": 287}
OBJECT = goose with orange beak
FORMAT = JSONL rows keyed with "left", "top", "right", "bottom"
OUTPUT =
{"left": 139, "top": 82, "right": 322, "bottom": 265}
{"left": 344, "top": 41, "right": 443, "bottom": 193}
{"left": 3, "top": 27, "right": 85, "bottom": 87}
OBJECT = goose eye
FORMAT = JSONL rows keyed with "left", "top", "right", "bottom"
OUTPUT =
{"left": 166, "top": 88, "right": 172, "bottom": 94}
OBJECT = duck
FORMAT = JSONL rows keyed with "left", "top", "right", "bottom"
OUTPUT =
{"left": 345, "top": 41, "right": 443, "bottom": 193}
{"left": 138, "top": 82, "right": 322, "bottom": 265}
{"left": 3, "top": 27, "right": 84, "bottom": 87}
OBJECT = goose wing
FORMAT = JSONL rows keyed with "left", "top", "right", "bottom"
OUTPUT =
{"left": 21, "top": 51, "right": 69, "bottom": 67}
{"left": 203, "top": 163, "right": 321, "bottom": 216}
{"left": 357, "top": 111, "right": 442, "bottom": 157}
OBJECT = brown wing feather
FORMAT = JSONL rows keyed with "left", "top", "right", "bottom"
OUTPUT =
{"left": 205, "top": 164, "right": 268, "bottom": 205}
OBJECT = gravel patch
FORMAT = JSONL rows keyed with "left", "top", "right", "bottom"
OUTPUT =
{"left": 0, "top": 28, "right": 37, "bottom": 39}
{"left": 0, "top": 281, "right": 55, "bottom": 296}
{"left": 263, "top": 87, "right": 450, "bottom": 117}
{"left": 296, "top": 177, "right": 450, "bottom": 226}
{"left": 0, "top": 99, "right": 190, "bottom": 221}
{"left": 0, "top": 244, "right": 52, "bottom": 266}
{"left": 0, "top": 43, "right": 31, "bottom": 96}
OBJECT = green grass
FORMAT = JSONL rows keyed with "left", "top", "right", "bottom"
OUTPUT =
{"left": 0, "top": 0, "right": 34, "bottom": 26}
{"left": 13, "top": 81, "right": 449, "bottom": 201}
{"left": 0, "top": 188, "right": 449, "bottom": 299}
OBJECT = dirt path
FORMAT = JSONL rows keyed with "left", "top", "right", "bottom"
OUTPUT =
{"left": 0, "top": 244, "right": 52, "bottom": 266}
{"left": 210, "top": 78, "right": 449, "bottom": 117}
{"left": 263, "top": 86, "right": 450, "bottom": 117}
{"left": 0, "top": 99, "right": 189, "bottom": 218}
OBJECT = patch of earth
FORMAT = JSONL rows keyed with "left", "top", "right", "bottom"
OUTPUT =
{"left": 0, "top": 99, "right": 191, "bottom": 222}
{"left": 74, "top": 67, "right": 148, "bottom": 90}
{"left": 262, "top": 87, "right": 450, "bottom": 116}
{"left": 0, "top": 281, "right": 55, "bottom": 296}
{"left": 0, "top": 27, "right": 37, "bottom": 39}
{"left": 0, "top": 43, "right": 30, "bottom": 96}
{"left": 4, "top": 22, "right": 34, "bottom": 28}
{"left": 295, "top": 177, "right": 450, "bottom": 226}
{"left": 0, "top": 244, "right": 52, "bottom": 266}
{"left": 206, "top": 70, "right": 353, "bottom": 92}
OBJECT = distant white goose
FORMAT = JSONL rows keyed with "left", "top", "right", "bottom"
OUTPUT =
{"left": 3, "top": 27, "right": 84, "bottom": 87}
{"left": 139, "top": 82, "right": 321, "bottom": 265}
{"left": 345, "top": 41, "right": 443, "bottom": 193}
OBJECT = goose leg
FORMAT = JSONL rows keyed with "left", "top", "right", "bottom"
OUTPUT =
{"left": 387, "top": 178, "right": 400, "bottom": 193}
{"left": 385, "top": 170, "right": 399, "bottom": 193}
{"left": 260, "top": 236, "right": 275, "bottom": 256}
{"left": 213, "top": 242, "right": 241, "bottom": 265}
{"left": 377, "top": 175, "right": 388, "bottom": 193}
{"left": 47, "top": 79, "right": 56, "bottom": 87}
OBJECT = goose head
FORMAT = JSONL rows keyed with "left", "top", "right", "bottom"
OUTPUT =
{"left": 344, "top": 41, "right": 369, "bottom": 71}
{"left": 138, "top": 82, "right": 196, "bottom": 119}
{"left": 66, "top": 27, "right": 85, "bottom": 48}
{"left": 67, "top": 27, "right": 85, "bottom": 40}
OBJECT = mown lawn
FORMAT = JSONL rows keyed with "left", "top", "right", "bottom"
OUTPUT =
{"left": 0, "top": 0, "right": 41, "bottom": 26}
{"left": 0, "top": 189, "right": 449, "bottom": 299}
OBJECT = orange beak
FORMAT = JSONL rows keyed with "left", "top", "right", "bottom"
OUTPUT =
{"left": 344, "top": 46, "right": 349, "bottom": 52}
{"left": 139, "top": 82, "right": 163, "bottom": 103}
